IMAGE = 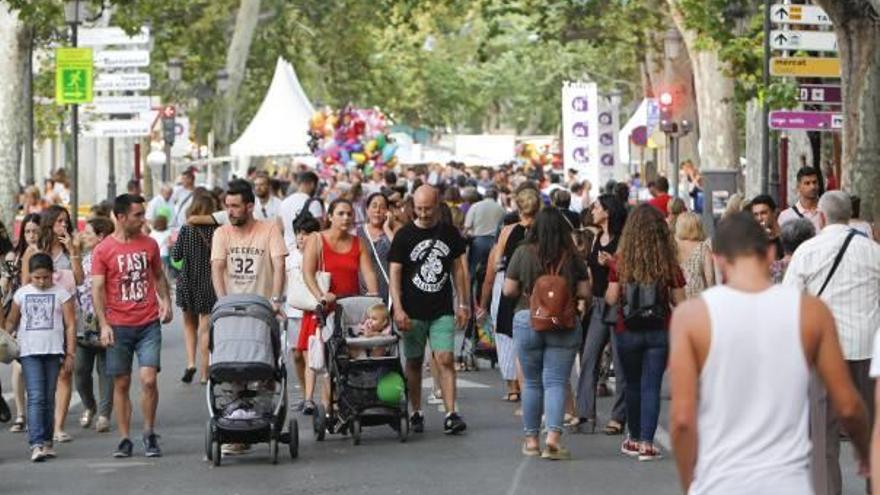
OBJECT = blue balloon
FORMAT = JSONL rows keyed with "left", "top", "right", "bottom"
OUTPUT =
{"left": 382, "top": 143, "right": 398, "bottom": 162}
{"left": 340, "top": 149, "right": 351, "bottom": 164}
{"left": 351, "top": 142, "right": 364, "bottom": 152}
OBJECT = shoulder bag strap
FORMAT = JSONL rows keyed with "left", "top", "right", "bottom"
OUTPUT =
{"left": 364, "top": 228, "right": 389, "bottom": 284}
{"left": 817, "top": 230, "right": 857, "bottom": 297}
{"left": 792, "top": 205, "right": 804, "bottom": 218}
{"left": 193, "top": 226, "right": 212, "bottom": 250}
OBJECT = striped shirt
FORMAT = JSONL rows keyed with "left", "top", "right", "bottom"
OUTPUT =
{"left": 783, "top": 224, "right": 880, "bottom": 360}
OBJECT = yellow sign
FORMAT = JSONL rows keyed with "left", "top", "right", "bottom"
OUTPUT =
{"left": 55, "top": 47, "right": 94, "bottom": 105}
{"left": 770, "top": 57, "right": 840, "bottom": 78}
{"left": 790, "top": 5, "right": 802, "bottom": 20}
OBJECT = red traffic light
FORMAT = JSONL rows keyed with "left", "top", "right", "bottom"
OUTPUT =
{"left": 659, "top": 92, "right": 673, "bottom": 106}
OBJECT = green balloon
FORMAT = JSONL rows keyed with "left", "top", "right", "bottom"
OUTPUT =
{"left": 170, "top": 257, "right": 184, "bottom": 271}
{"left": 376, "top": 134, "right": 386, "bottom": 150}
{"left": 156, "top": 205, "right": 173, "bottom": 220}
{"left": 376, "top": 371, "right": 405, "bottom": 405}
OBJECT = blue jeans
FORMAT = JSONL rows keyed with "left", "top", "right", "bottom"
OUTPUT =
{"left": 575, "top": 297, "right": 626, "bottom": 423}
{"left": 20, "top": 354, "right": 62, "bottom": 448}
{"left": 616, "top": 329, "right": 669, "bottom": 443}
{"left": 513, "top": 310, "right": 582, "bottom": 436}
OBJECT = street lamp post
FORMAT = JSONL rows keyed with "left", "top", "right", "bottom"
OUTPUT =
{"left": 215, "top": 69, "right": 230, "bottom": 155}
{"left": 64, "top": 0, "right": 83, "bottom": 226}
{"left": 162, "top": 58, "right": 183, "bottom": 183}
{"left": 762, "top": 0, "right": 772, "bottom": 196}
{"left": 662, "top": 27, "right": 689, "bottom": 198}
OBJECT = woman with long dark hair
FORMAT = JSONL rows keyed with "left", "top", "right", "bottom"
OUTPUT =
{"left": 301, "top": 199, "right": 379, "bottom": 414}
{"left": 358, "top": 192, "right": 395, "bottom": 302}
{"left": 606, "top": 204, "right": 685, "bottom": 461}
{"left": 503, "top": 207, "right": 590, "bottom": 460}
{"left": 3, "top": 214, "right": 41, "bottom": 432}
{"left": 573, "top": 194, "right": 628, "bottom": 434}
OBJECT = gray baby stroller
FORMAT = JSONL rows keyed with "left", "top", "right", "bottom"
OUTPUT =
{"left": 313, "top": 296, "right": 409, "bottom": 445}
{"left": 204, "top": 294, "right": 298, "bottom": 465}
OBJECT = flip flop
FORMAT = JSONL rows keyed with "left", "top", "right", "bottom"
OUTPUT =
{"left": 503, "top": 392, "right": 521, "bottom": 402}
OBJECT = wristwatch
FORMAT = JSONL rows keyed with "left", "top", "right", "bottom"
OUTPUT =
{"left": 271, "top": 295, "right": 286, "bottom": 304}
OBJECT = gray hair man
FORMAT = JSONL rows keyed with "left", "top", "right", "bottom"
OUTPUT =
{"left": 783, "top": 190, "right": 880, "bottom": 495}
{"left": 145, "top": 183, "right": 174, "bottom": 223}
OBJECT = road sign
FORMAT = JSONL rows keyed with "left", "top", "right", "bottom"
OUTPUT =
{"left": 770, "top": 4, "right": 832, "bottom": 26}
{"left": 83, "top": 96, "right": 151, "bottom": 115}
{"left": 797, "top": 84, "right": 842, "bottom": 105}
{"left": 93, "top": 72, "right": 151, "bottom": 91}
{"left": 771, "top": 30, "right": 837, "bottom": 52}
{"left": 79, "top": 26, "right": 150, "bottom": 47}
{"left": 82, "top": 119, "right": 151, "bottom": 138}
{"left": 770, "top": 57, "right": 840, "bottom": 77}
{"left": 55, "top": 48, "right": 94, "bottom": 105}
{"left": 94, "top": 50, "right": 150, "bottom": 69}
{"left": 769, "top": 110, "right": 843, "bottom": 131}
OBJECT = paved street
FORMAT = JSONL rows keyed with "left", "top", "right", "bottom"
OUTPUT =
{"left": 0, "top": 309, "right": 866, "bottom": 495}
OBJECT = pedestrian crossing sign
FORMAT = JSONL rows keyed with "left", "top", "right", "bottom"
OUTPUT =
{"left": 55, "top": 47, "right": 94, "bottom": 105}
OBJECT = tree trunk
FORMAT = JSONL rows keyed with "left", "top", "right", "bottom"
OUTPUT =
{"left": 814, "top": 0, "right": 880, "bottom": 222}
{"left": 217, "top": 0, "right": 261, "bottom": 155}
{"left": 667, "top": 2, "right": 740, "bottom": 174}
{"left": 0, "top": 5, "right": 25, "bottom": 228}
{"left": 745, "top": 98, "right": 763, "bottom": 198}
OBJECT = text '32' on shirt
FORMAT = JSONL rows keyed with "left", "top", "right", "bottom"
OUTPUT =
{"left": 210, "top": 220, "right": 287, "bottom": 300}
{"left": 388, "top": 222, "right": 466, "bottom": 321}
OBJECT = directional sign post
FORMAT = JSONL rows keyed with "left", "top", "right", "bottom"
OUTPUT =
{"left": 771, "top": 30, "right": 837, "bottom": 52}
{"left": 769, "top": 110, "right": 843, "bottom": 132}
{"left": 83, "top": 96, "right": 152, "bottom": 115}
{"left": 771, "top": 4, "right": 832, "bottom": 26}
{"left": 797, "top": 84, "right": 842, "bottom": 105}
{"left": 94, "top": 50, "right": 150, "bottom": 69}
{"left": 93, "top": 72, "right": 151, "bottom": 92}
{"left": 55, "top": 48, "right": 94, "bottom": 105}
{"left": 770, "top": 57, "right": 841, "bottom": 78}
{"left": 78, "top": 26, "right": 151, "bottom": 47}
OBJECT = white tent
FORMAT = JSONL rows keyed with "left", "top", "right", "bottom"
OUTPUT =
{"left": 618, "top": 98, "right": 650, "bottom": 166}
{"left": 230, "top": 57, "right": 315, "bottom": 157}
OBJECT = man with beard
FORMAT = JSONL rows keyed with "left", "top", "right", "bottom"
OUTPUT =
{"left": 252, "top": 171, "right": 282, "bottom": 221}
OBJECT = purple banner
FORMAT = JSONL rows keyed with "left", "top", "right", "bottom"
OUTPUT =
{"left": 797, "top": 84, "right": 842, "bottom": 105}
{"left": 769, "top": 111, "right": 842, "bottom": 132}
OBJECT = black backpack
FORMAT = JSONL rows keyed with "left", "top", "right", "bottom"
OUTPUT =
{"left": 622, "top": 281, "right": 670, "bottom": 331}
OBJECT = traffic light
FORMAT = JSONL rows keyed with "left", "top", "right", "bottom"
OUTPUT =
{"left": 659, "top": 91, "right": 677, "bottom": 133}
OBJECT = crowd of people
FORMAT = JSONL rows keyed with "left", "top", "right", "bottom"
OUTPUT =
{"left": 0, "top": 160, "right": 878, "bottom": 495}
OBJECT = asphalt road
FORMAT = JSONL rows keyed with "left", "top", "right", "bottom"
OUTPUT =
{"left": 0, "top": 308, "right": 867, "bottom": 495}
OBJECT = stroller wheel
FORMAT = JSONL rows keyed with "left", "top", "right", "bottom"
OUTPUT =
{"left": 288, "top": 419, "right": 299, "bottom": 459}
{"left": 205, "top": 420, "right": 214, "bottom": 461}
{"left": 212, "top": 441, "right": 221, "bottom": 466}
{"left": 313, "top": 404, "right": 326, "bottom": 441}
{"left": 351, "top": 418, "right": 362, "bottom": 446}
{"left": 398, "top": 413, "right": 409, "bottom": 443}
{"left": 269, "top": 438, "right": 279, "bottom": 465}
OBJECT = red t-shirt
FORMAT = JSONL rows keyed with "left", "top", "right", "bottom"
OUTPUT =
{"left": 91, "top": 234, "right": 162, "bottom": 327}
{"left": 608, "top": 263, "right": 685, "bottom": 332}
{"left": 648, "top": 193, "right": 671, "bottom": 214}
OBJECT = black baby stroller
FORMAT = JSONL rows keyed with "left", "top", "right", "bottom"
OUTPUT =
{"left": 312, "top": 296, "right": 409, "bottom": 445}
{"left": 204, "top": 294, "right": 298, "bottom": 466}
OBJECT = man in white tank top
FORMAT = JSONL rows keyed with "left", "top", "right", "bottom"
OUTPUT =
{"left": 668, "top": 212, "right": 869, "bottom": 495}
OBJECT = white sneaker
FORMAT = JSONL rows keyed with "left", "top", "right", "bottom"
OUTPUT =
{"left": 95, "top": 416, "right": 111, "bottom": 433}
{"left": 41, "top": 442, "right": 57, "bottom": 458}
{"left": 53, "top": 431, "right": 73, "bottom": 443}
{"left": 31, "top": 446, "right": 46, "bottom": 462}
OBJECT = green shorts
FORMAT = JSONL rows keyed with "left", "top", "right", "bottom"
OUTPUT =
{"left": 402, "top": 315, "right": 455, "bottom": 360}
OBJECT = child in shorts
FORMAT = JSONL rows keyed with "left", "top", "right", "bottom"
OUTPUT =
{"left": 350, "top": 303, "right": 392, "bottom": 358}
{"left": 287, "top": 215, "right": 322, "bottom": 413}
{"left": 4, "top": 253, "right": 76, "bottom": 462}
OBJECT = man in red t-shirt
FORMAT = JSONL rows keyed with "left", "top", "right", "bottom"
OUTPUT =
{"left": 648, "top": 176, "right": 672, "bottom": 214}
{"left": 93, "top": 194, "right": 172, "bottom": 459}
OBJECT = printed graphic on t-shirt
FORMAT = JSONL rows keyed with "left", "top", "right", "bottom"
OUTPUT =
{"left": 410, "top": 239, "right": 451, "bottom": 293}
{"left": 228, "top": 246, "right": 265, "bottom": 288}
{"left": 114, "top": 251, "right": 151, "bottom": 303}
{"left": 24, "top": 293, "right": 55, "bottom": 331}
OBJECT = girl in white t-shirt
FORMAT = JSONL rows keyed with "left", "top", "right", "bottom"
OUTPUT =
{"left": 3, "top": 253, "right": 76, "bottom": 462}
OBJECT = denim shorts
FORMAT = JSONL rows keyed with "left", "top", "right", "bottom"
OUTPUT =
{"left": 105, "top": 320, "right": 162, "bottom": 376}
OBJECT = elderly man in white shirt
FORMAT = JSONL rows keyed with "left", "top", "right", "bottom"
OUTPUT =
{"left": 783, "top": 190, "right": 880, "bottom": 495}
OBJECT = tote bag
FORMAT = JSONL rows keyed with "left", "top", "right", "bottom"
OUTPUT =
{"left": 290, "top": 234, "right": 331, "bottom": 311}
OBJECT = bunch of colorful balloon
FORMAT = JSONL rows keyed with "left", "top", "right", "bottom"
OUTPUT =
{"left": 515, "top": 143, "right": 560, "bottom": 171}
{"left": 308, "top": 105, "right": 399, "bottom": 176}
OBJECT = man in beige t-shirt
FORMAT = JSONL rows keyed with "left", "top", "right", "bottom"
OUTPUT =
{"left": 211, "top": 180, "right": 287, "bottom": 311}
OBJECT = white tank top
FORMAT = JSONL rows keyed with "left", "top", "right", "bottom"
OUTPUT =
{"left": 690, "top": 285, "right": 813, "bottom": 495}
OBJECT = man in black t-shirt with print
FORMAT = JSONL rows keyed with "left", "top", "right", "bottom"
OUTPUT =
{"left": 389, "top": 185, "right": 470, "bottom": 435}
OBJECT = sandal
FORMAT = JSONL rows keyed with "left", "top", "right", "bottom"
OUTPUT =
{"left": 521, "top": 440, "right": 541, "bottom": 457}
{"left": 541, "top": 443, "right": 572, "bottom": 461}
{"left": 503, "top": 392, "right": 521, "bottom": 402}
{"left": 603, "top": 420, "right": 624, "bottom": 436}
{"left": 9, "top": 416, "right": 25, "bottom": 433}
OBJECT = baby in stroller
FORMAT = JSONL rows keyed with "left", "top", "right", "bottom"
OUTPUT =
{"left": 348, "top": 304, "right": 392, "bottom": 358}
